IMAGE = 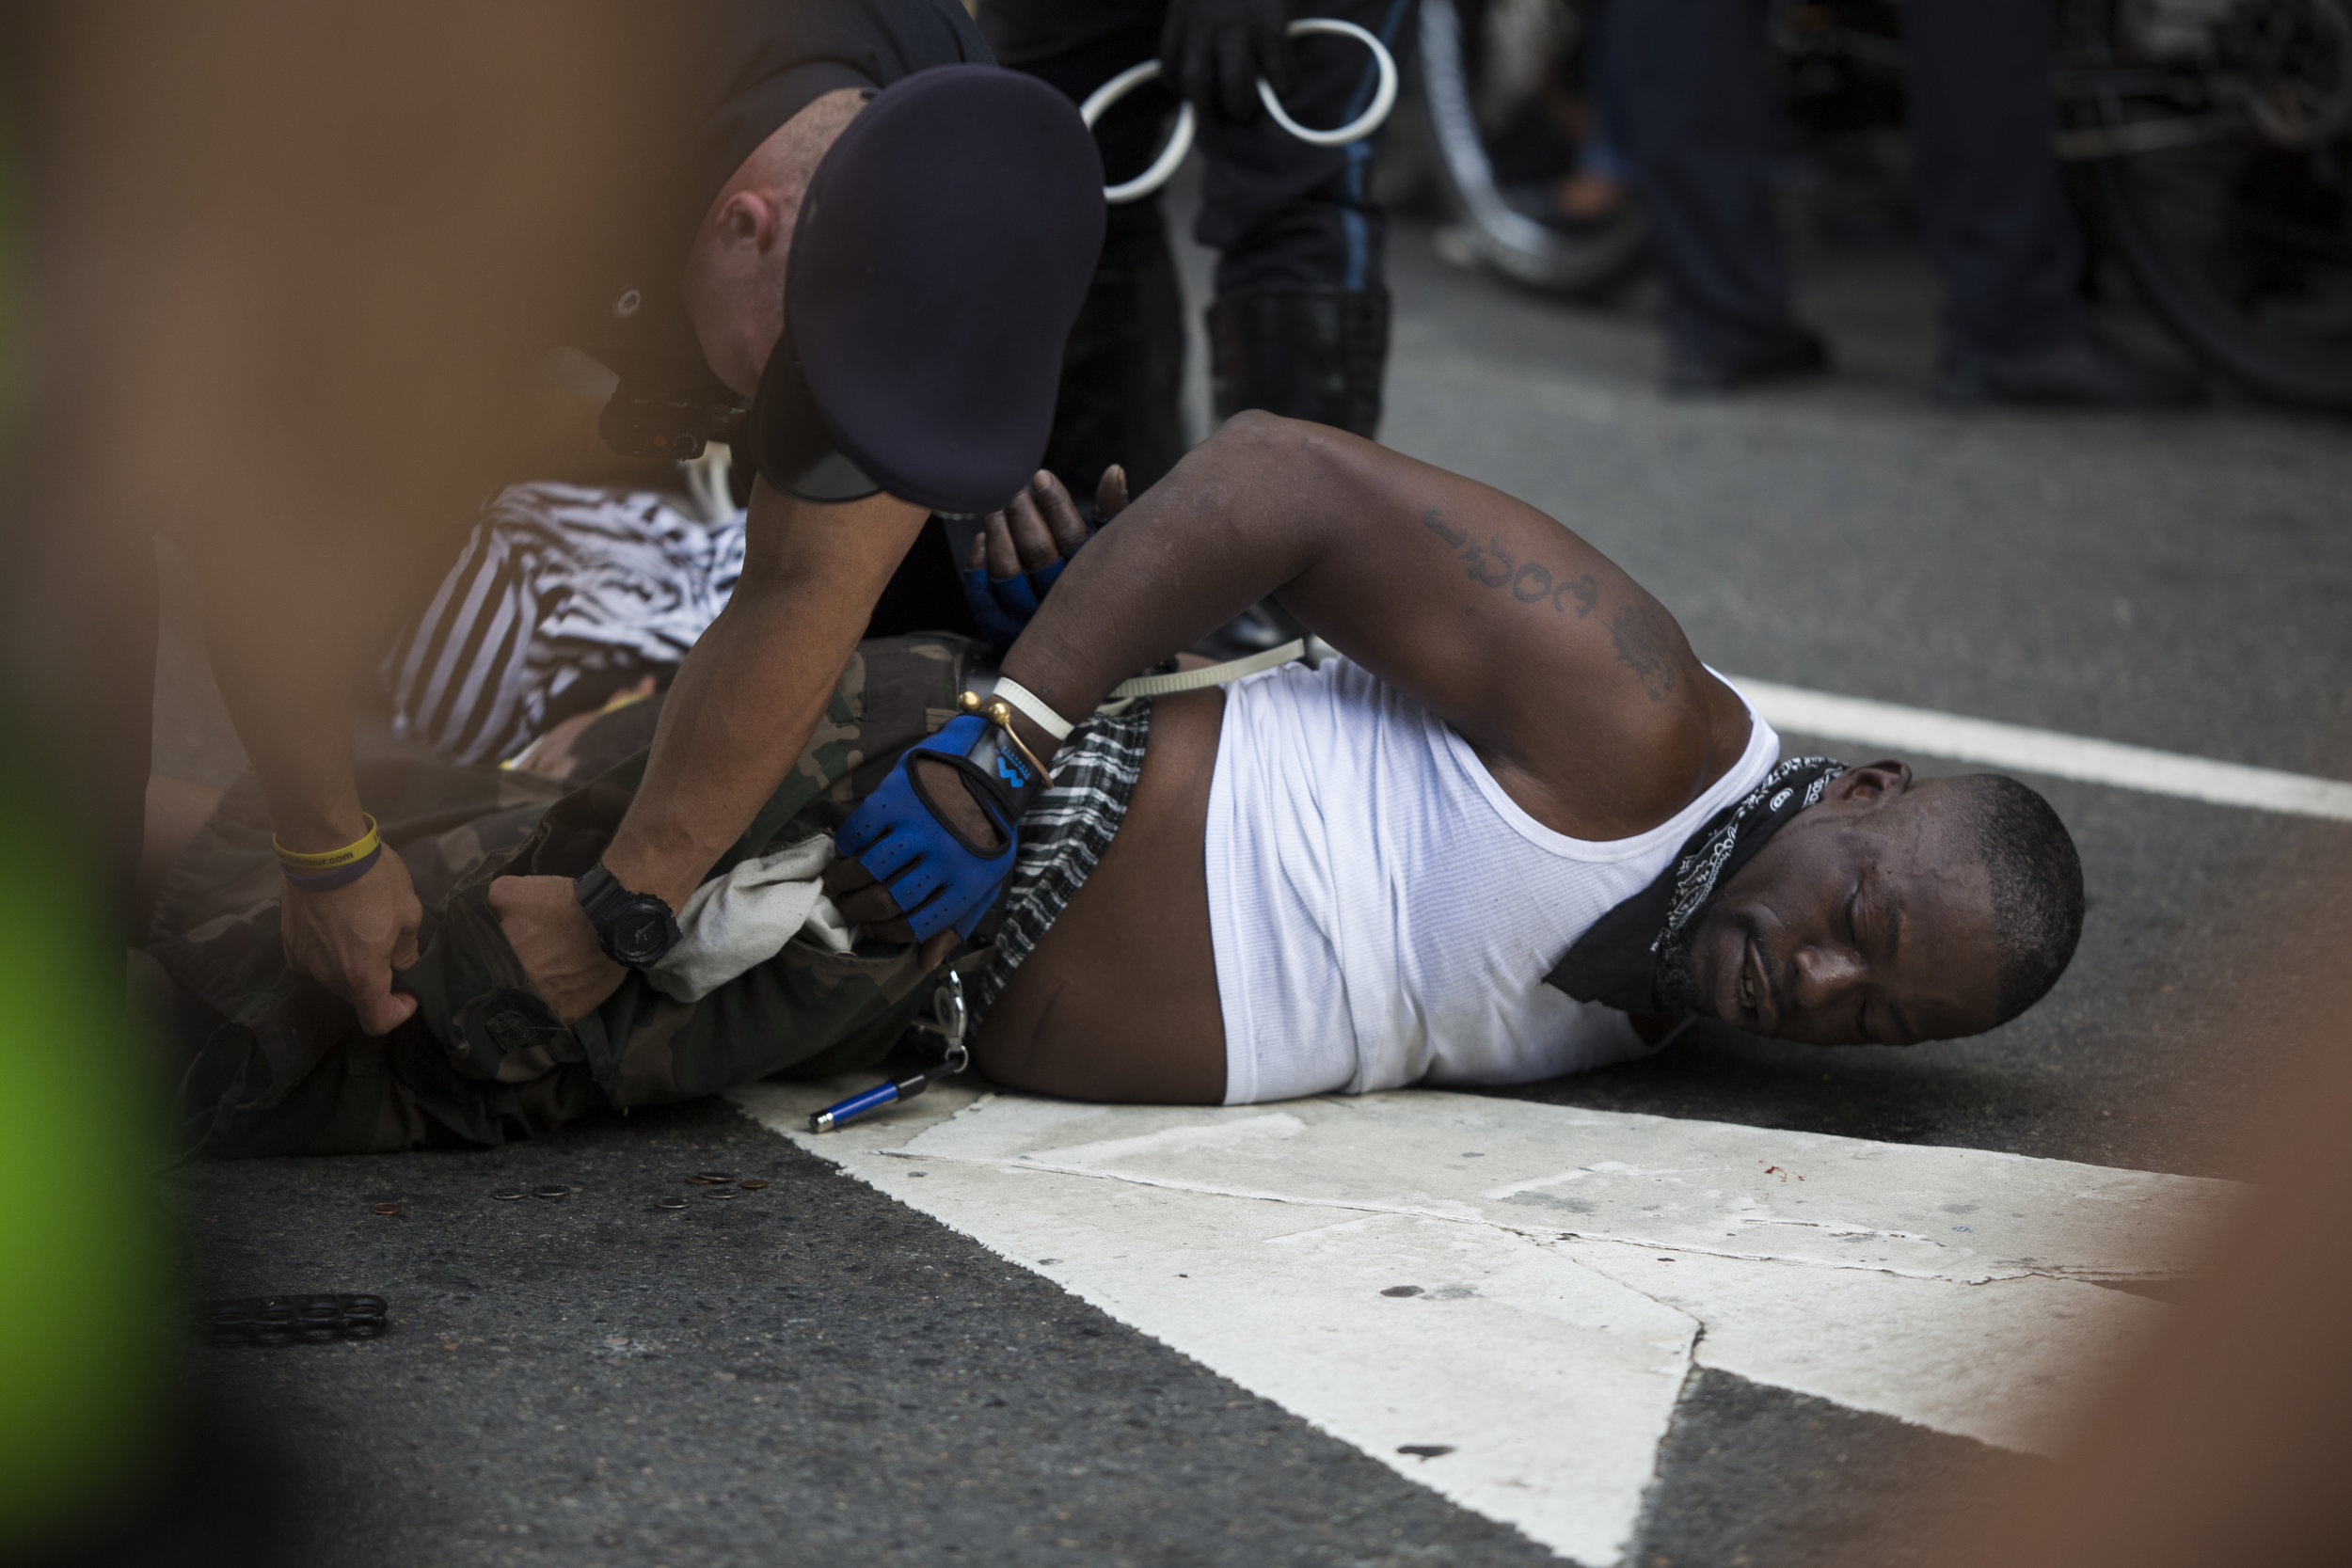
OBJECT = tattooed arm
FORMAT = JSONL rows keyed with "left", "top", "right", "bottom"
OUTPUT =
{"left": 998, "top": 413, "right": 1754, "bottom": 840}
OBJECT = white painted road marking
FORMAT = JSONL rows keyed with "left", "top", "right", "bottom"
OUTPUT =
{"left": 1731, "top": 675, "right": 2352, "bottom": 823}
{"left": 735, "top": 1085, "right": 2233, "bottom": 1565}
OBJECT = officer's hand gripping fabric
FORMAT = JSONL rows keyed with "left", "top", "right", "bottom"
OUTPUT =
{"left": 831, "top": 712, "right": 1047, "bottom": 942}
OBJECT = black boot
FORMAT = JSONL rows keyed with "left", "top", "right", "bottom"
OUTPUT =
{"left": 1041, "top": 245, "right": 1189, "bottom": 510}
{"left": 1666, "top": 323, "right": 1833, "bottom": 394}
{"left": 1935, "top": 325, "right": 2205, "bottom": 408}
{"left": 1206, "top": 286, "right": 1391, "bottom": 437}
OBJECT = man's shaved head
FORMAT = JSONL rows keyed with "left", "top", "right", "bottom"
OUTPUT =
{"left": 1948, "top": 773, "right": 2085, "bottom": 1018}
{"left": 682, "top": 87, "right": 868, "bottom": 398}
{"left": 1666, "top": 763, "right": 2083, "bottom": 1045}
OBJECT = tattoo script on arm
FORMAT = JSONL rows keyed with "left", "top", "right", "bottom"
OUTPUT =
{"left": 1422, "top": 508, "right": 1597, "bottom": 618}
{"left": 1422, "top": 507, "right": 1677, "bottom": 704}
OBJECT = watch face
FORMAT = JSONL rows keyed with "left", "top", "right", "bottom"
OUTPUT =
{"left": 610, "top": 908, "right": 673, "bottom": 967}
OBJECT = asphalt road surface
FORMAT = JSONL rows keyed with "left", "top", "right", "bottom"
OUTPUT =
{"left": 167, "top": 195, "right": 2352, "bottom": 1568}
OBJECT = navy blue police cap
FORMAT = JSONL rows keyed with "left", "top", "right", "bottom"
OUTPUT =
{"left": 753, "top": 65, "right": 1105, "bottom": 516}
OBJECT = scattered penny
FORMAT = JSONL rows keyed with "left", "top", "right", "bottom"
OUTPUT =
{"left": 705, "top": 1189, "right": 739, "bottom": 1201}
{"left": 694, "top": 1172, "right": 734, "bottom": 1183}
{"left": 532, "top": 1185, "right": 570, "bottom": 1200}
{"left": 370, "top": 1202, "right": 402, "bottom": 1215}
{"left": 491, "top": 1190, "right": 528, "bottom": 1202}
{"left": 1379, "top": 1285, "right": 1422, "bottom": 1298}
{"left": 1397, "top": 1444, "right": 1455, "bottom": 1460}
{"left": 738, "top": 1180, "right": 769, "bottom": 1191}
{"left": 655, "top": 1197, "right": 690, "bottom": 1211}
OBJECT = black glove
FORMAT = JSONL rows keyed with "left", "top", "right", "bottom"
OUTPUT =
{"left": 1161, "top": 0, "right": 1294, "bottom": 125}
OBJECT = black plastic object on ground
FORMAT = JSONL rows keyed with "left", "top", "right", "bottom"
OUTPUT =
{"left": 197, "top": 1295, "right": 389, "bottom": 1347}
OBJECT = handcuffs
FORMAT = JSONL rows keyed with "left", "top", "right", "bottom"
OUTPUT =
{"left": 1081, "top": 18, "right": 1401, "bottom": 204}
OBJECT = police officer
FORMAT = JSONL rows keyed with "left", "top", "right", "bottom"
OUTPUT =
{"left": 266, "top": 5, "right": 1106, "bottom": 1032}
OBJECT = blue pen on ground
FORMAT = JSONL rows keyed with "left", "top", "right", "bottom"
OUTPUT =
{"left": 809, "top": 1056, "right": 965, "bottom": 1133}
{"left": 809, "top": 969, "right": 971, "bottom": 1133}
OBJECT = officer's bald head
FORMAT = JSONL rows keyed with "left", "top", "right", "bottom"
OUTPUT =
{"left": 683, "top": 87, "right": 867, "bottom": 398}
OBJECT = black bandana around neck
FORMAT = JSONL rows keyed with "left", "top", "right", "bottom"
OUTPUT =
{"left": 1542, "top": 756, "right": 1848, "bottom": 1013}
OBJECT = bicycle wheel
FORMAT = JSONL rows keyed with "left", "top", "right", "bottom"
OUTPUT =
{"left": 1418, "top": 0, "right": 1652, "bottom": 296}
{"left": 2064, "top": 0, "right": 2352, "bottom": 409}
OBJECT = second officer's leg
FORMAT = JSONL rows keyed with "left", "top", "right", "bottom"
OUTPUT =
{"left": 981, "top": 0, "right": 1190, "bottom": 504}
{"left": 1179, "top": 0, "right": 1417, "bottom": 653}
{"left": 1195, "top": 0, "right": 1411, "bottom": 441}
{"left": 1194, "top": 0, "right": 1418, "bottom": 440}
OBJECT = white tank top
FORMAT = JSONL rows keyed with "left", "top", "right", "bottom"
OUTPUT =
{"left": 1202, "top": 657, "right": 1780, "bottom": 1105}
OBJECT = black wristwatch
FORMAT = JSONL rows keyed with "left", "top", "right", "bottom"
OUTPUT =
{"left": 574, "top": 863, "right": 682, "bottom": 969}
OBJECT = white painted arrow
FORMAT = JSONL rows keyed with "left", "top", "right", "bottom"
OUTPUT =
{"left": 733, "top": 1085, "right": 2233, "bottom": 1565}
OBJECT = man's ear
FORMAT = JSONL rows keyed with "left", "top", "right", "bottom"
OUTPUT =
{"left": 712, "top": 188, "right": 782, "bottom": 256}
{"left": 1822, "top": 758, "right": 1913, "bottom": 805}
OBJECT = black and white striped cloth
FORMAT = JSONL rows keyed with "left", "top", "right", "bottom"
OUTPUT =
{"left": 380, "top": 483, "right": 745, "bottom": 766}
{"left": 970, "top": 703, "right": 1154, "bottom": 1023}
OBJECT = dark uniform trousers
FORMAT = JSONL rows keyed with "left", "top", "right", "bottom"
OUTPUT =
{"left": 980, "top": 0, "right": 1420, "bottom": 499}
{"left": 150, "top": 637, "right": 981, "bottom": 1158}
{"left": 1614, "top": 0, "right": 2084, "bottom": 367}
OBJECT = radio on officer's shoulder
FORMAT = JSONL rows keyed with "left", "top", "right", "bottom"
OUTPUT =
{"left": 596, "top": 376, "right": 749, "bottom": 461}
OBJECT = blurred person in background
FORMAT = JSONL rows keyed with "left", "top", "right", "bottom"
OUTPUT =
{"left": 3, "top": 25, "right": 191, "bottom": 1564}
{"left": 1613, "top": 0, "right": 2205, "bottom": 404}
{"left": 10, "top": 4, "right": 689, "bottom": 1560}
{"left": 980, "top": 0, "right": 1419, "bottom": 512}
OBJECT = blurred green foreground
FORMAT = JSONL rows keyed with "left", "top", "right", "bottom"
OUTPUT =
{"left": 0, "top": 83, "right": 181, "bottom": 1561}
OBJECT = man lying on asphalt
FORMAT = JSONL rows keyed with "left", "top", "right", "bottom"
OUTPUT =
{"left": 832, "top": 413, "right": 2085, "bottom": 1104}
{"left": 148, "top": 420, "right": 2082, "bottom": 1154}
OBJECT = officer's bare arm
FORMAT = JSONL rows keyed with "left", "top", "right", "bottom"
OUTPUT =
{"left": 999, "top": 412, "right": 1749, "bottom": 843}
{"left": 601, "top": 479, "right": 930, "bottom": 908}
{"left": 485, "top": 476, "right": 930, "bottom": 1023}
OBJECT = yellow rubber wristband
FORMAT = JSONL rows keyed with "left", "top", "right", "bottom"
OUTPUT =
{"left": 273, "top": 814, "right": 381, "bottom": 871}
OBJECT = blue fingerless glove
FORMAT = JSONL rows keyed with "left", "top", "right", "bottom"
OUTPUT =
{"left": 834, "top": 713, "right": 1049, "bottom": 942}
{"left": 962, "top": 554, "right": 1072, "bottom": 650}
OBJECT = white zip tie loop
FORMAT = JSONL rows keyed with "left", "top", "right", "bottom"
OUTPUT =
{"left": 991, "top": 676, "right": 1076, "bottom": 742}
{"left": 1081, "top": 62, "right": 1196, "bottom": 205}
{"left": 1080, "top": 19, "right": 1398, "bottom": 203}
{"left": 1258, "top": 20, "right": 1399, "bottom": 149}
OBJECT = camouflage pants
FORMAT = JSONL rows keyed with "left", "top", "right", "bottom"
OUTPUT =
{"left": 149, "top": 636, "right": 978, "bottom": 1158}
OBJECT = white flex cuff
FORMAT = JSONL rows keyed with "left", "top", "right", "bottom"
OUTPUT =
{"left": 991, "top": 676, "right": 1075, "bottom": 742}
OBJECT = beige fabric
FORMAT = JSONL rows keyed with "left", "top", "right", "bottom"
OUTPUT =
{"left": 647, "top": 834, "right": 854, "bottom": 1003}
